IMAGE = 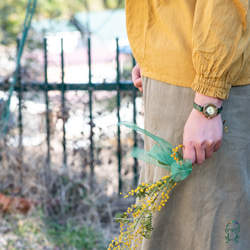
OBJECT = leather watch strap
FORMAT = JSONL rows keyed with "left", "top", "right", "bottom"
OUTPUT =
{"left": 193, "top": 102, "right": 203, "bottom": 112}
{"left": 193, "top": 102, "right": 223, "bottom": 114}
{"left": 217, "top": 105, "right": 223, "bottom": 114}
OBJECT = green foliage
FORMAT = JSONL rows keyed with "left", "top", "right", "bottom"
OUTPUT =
{"left": 0, "top": 0, "right": 85, "bottom": 45}
{"left": 140, "top": 212, "right": 153, "bottom": 239}
{"left": 36, "top": 0, "right": 85, "bottom": 19}
{"left": 3, "top": 212, "right": 107, "bottom": 250}
{"left": 103, "top": 0, "right": 125, "bottom": 9}
{"left": 0, "top": 0, "right": 125, "bottom": 45}
{"left": 0, "top": 0, "right": 27, "bottom": 45}
{"left": 115, "top": 213, "right": 132, "bottom": 224}
{"left": 45, "top": 220, "right": 106, "bottom": 249}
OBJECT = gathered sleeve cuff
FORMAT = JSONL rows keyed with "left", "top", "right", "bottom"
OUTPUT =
{"left": 192, "top": 0, "right": 250, "bottom": 99}
{"left": 191, "top": 75, "right": 231, "bottom": 99}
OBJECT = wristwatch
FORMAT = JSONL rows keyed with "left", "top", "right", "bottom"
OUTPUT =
{"left": 193, "top": 102, "right": 223, "bottom": 119}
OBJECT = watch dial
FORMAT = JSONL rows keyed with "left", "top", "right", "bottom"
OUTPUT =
{"left": 206, "top": 106, "right": 215, "bottom": 115}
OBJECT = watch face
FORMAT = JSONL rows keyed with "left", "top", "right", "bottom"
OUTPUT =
{"left": 203, "top": 103, "right": 218, "bottom": 118}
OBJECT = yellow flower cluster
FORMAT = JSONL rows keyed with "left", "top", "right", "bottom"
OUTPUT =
{"left": 108, "top": 175, "right": 177, "bottom": 250}
{"left": 108, "top": 144, "right": 187, "bottom": 250}
{"left": 171, "top": 144, "right": 184, "bottom": 162}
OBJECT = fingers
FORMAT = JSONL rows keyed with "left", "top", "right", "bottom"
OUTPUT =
{"left": 134, "top": 79, "right": 143, "bottom": 92}
{"left": 183, "top": 141, "right": 221, "bottom": 165}
{"left": 183, "top": 143, "right": 206, "bottom": 165}
{"left": 132, "top": 64, "right": 143, "bottom": 92}
{"left": 132, "top": 65, "right": 141, "bottom": 83}
{"left": 195, "top": 146, "right": 206, "bottom": 165}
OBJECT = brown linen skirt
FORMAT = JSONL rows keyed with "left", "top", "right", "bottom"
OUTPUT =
{"left": 136, "top": 77, "right": 250, "bottom": 250}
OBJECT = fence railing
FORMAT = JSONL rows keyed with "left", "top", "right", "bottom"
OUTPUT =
{"left": 0, "top": 37, "right": 140, "bottom": 194}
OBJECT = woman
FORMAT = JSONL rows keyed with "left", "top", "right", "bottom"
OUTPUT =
{"left": 126, "top": 0, "right": 250, "bottom": 249}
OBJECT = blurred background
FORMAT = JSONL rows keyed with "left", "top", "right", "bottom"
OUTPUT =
{"left": 0, "top": 0, "right": 144, "bottom": 249}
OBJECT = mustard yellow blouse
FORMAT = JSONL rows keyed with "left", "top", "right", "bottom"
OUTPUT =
{"left": 126, "top": 0, "right": 250, "bottom": 99}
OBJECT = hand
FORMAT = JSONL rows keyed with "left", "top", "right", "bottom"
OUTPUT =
{"left": 183, "top": 93, "right": 223, "bottom": 164}
{"left": 132, "top": 64, "right": 143, "bottom": 92}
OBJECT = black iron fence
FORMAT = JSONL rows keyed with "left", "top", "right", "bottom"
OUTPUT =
{"left": 0, "top": 37, "right": 141, "bottom": 194}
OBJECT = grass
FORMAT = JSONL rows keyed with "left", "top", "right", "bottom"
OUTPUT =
{"left": 1, "top": 210, "right": 108, "bottom": 250}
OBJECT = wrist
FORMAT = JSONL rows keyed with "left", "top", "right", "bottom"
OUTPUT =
{"left": 193, "top": 93, "right": 223, "bottom": 119}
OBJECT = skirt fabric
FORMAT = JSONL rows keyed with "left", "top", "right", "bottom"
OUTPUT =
{"left": 136, "top": 77, "right": 250, "bottom": 250}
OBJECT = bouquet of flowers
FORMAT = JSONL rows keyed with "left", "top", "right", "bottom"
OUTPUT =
{"left": 108, "top": 122, "right": 193, "bottom": 250}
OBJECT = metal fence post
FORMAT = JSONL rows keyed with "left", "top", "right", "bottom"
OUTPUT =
{"left": 88, "top": 37, "right": 94, "bottom": 189}
{"left": 44, "top": 37, "right": 51, "bottom": 184}
{"left": 17, "top": 38, "right": 23, "bottom": 190}
{"left": 116, "top": 38, "right": 122, "bottom": 194}
{"left": 61, "top": 38, "right": 67, "bottom": 168}
{"left": 132, "top": 56, "right": 138, "bottom": 186}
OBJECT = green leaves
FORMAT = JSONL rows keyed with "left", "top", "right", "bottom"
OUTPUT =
{"left": 140, "top": 212, "right": 153, "bottom": 239}
{"left": 114, "top": 213, "right": 132, "bottom": 224}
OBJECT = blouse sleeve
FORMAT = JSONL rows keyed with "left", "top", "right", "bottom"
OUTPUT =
{"left": 191, "top": 0, "right": 250, "bottom": 99}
